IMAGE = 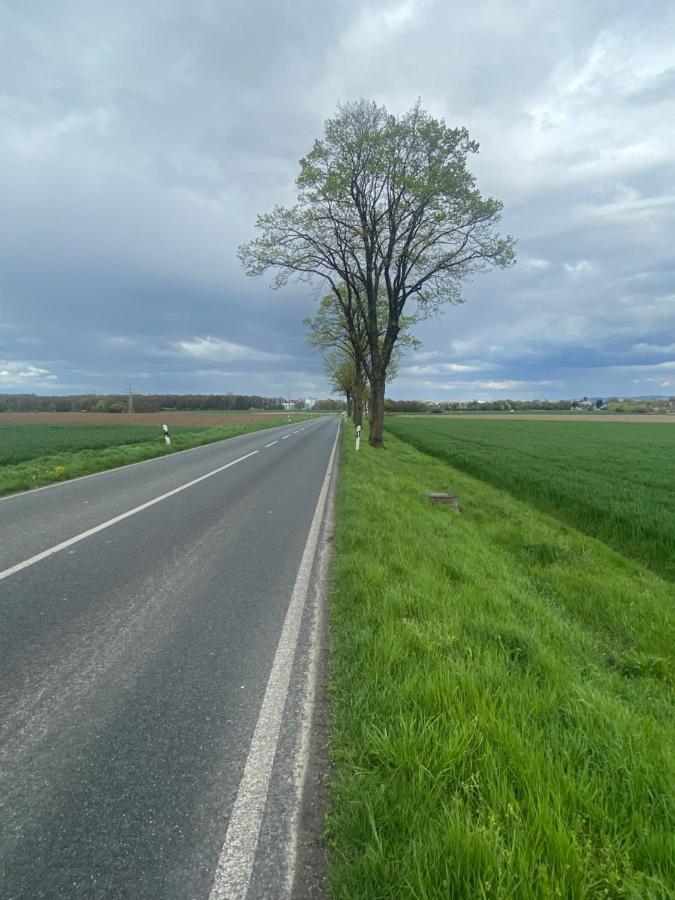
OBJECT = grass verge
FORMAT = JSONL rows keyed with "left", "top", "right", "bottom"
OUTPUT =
{"left": 385, "top": 416, "right": 675, "bottom": 580}
{"left": 328, "top": 425, "right": 674, "bottom": 898}
{"left": 0, "top": 417, "right": 312, "bottom": 497}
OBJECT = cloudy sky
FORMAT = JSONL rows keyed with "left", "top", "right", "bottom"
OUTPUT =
{"left": 1, "top": 0, "right": 674, "bottom": 401}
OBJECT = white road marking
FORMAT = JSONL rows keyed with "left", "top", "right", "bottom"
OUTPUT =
{"left": 208, "top": 422, "right": 340, "bottom": 900}
{"left": 0, "top": 450, "right": 259, "bottom": 583}
{"left": 280, "top": 443, "right": 336, "bottom": 896}
{"left": 281, "top": 435, "right": 290, "bottom": 440}
{"left": 265, "top": 441, "right": 279, "bottom": 448}
{"left": 292, "top": 430, "right": 299, "bottom": 434}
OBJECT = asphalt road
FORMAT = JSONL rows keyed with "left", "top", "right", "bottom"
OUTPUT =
{"left": 0, "top": 415, "right": 340, "bottom": 899}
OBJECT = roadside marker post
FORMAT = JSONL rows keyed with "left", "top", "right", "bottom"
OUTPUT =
{"left": 355, "top": 424, "right": 361, "bottom": 451}
{"left": 162, "top": 424, "right": 171, "bottom": 446}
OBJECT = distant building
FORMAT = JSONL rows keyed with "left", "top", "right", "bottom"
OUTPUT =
{"left": 282, "top": 401, "right": 294, "bottom": 411}
{"left": 304, "top": 397, "right": 317, "bottom": 410}
{"left": 572, "top": 396, "right": 605, "bottom": 410}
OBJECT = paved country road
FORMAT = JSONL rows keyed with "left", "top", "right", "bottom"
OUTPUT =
{"left": 0, "top": 415, "right": 340, "bottom": 899}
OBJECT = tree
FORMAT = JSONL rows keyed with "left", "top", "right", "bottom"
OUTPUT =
{"left": 304, "top": 286, "right": 417, "bottom": 427}
{"left": 239, "top": 99, "right": 515, "bottom": 446}
{"left": 325, "top": 354, "right": 362, "bottom": 417}
{"left": 304, "top": 289, "right": 369, "bottom": 426}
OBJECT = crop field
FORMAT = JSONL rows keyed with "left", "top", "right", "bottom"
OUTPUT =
{"left": 0, "top": 413, "right": 309, "bottom": 496}
{"left": 329, "top": 425, "right": 674, "bottom": 897}
{"left": 401, "top": 412, "right": 675, "bottom": 422}
{"left": 0, "top": 423, "right": 205, "bottom": 466}
{"left": 385, "top": 416, "right": 675, "bottom": 579}
{"left": 0, "top": 410, "right": 297, "bottom": 427}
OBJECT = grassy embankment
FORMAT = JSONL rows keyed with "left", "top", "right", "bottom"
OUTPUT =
{"left": 0, "top": 416, "right": 310, "bottom": 496}
{"left": 385, "top": 417, "right": 675, "bottom": 580}
{"left": 329, "top": 424, "right": 674, "bottom": 898}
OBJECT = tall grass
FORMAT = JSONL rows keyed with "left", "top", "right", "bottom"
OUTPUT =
{"left": 328, "top": 426, "right": 674, "bottom": 898}
{"left": 385, "top": 417, "right": 675, "bottom": 579}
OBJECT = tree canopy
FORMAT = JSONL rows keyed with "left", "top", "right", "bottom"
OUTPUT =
{"left": 240, "top": 99, "right": 516, "bottom": 445}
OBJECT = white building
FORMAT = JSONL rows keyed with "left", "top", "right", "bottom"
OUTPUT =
{"left": 304, "top": 397, "right": 317, "bottom": 410}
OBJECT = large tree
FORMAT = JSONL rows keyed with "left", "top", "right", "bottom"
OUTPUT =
{"left": 305, "top": 287, "right": 417, "bottom": 427}
{"left": 239, "top": 99, "right": 516, "bottom": 447}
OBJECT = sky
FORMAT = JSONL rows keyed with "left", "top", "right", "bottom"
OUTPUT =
{"left": 1, "top": 0, "right": 674, "bottom": 402}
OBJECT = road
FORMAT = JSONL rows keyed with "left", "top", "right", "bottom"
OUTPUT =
{"left": 0, "top": 415, "right": 340, "bottom": 899}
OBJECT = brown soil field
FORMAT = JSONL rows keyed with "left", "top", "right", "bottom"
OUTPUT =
{"left": 0, "top": 411, "right": 299, "bottom": 427}
{"left": 403, "top": 413, "right": 675, "bottom": 423}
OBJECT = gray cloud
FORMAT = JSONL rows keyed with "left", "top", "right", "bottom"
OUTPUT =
{"left": 0, "top": 0, "right": 674, "bottom": 400}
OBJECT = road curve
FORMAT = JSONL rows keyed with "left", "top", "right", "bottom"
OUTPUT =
{"left": 0, "top": 415, "right": 340, "bottom": 899}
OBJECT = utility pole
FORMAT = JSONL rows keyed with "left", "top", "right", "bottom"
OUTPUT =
{"left": 127, "top": 386, "right": 134, "bottom": 415}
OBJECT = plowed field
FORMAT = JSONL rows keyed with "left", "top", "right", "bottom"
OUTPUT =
{"left": 0, "top": 411, "right": 292, "bottom": 426}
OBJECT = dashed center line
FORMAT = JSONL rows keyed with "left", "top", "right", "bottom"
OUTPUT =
{"left": 281, "top": 435, "right": 290, "bottom": 440}
{"left": 265, "top": 441, "right": 279, "bottom": 448}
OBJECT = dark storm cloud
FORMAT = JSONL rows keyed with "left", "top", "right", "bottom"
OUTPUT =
{"left": 0, "top": 0, "right": 673, "bottom": 400}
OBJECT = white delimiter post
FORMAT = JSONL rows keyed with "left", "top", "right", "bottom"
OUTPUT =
{"left": 355, "top": 424, "right": 361, "bottom": 451}
{"left": 162, "top": 424, "right": 171, "bottom": 445}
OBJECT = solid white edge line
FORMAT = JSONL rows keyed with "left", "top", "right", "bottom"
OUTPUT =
{"left": 208, "top": 419, "right": 340, "bottom": 900}
{"left": 280, "top": 440, "right": 336, "bottom": 897}
{"left": 0, "top": 450, "right": 259, "bottom": 583}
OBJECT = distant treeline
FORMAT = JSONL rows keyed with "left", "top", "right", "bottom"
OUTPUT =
{"left": 2, "top": 393, "right": 286, "bottom": 413}
{"left": 385, "top": 397, "right": 674, "bottom": 413}
{"left": 2, "top": 394, "right": 668, "bottom": 415}
{"left": 384, "top": 399, "right": 575, "bottom": 412}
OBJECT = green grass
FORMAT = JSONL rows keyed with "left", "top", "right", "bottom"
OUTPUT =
{"left": 0, "top": 418, "right": 311, "bottom": 496}
{"left": 385, "top": 417, "right": 675, "bottom": 580}
{"left": 328, "top": 425, "right": 674, "bottom": 898}
{"left": 0, "top": 423, "right": 206, "bottom": 466}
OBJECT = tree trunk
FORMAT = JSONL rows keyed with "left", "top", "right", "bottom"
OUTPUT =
{"left": 352, "top": 383, "right": 363, "bottom": 427}
{"left": 352, "top": 359, "right": 364, "bottom": 427}
{"left": 346, "top": 390, "right": 352, "bottom": 418}
{"left": 369, "top": 373, "right": 386, "bottom": 447}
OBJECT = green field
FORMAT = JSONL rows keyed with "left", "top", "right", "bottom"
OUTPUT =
{"left": 0, "top": 423, "right": 204, "bottom": 466}
{"left": 0, "top": 419, "right": 307, "bottom": 496}
{"left": 329, "top": 424, "right": 674, "bottom": 898}
{"left": 385, "top": 417, "right": 675, "bottom": 580}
